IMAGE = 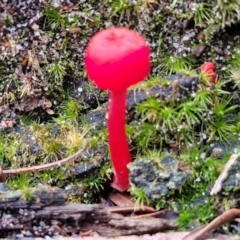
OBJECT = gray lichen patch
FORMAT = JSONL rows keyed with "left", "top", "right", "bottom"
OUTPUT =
{"left": 128, "top": 156, "right": 189, "bottom": 200}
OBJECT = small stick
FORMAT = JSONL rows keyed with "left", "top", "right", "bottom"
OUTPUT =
{"left": 210, "top": 153, "right": 238, "bottom": 195}
{"left": 1, "top": 141, "right": 89, "bottom": 175}
{"left": 182, "top": 208, "right": 240, "bottom": 240}
{"left": 103, "top": 206, "right": 156, "bottom": 214}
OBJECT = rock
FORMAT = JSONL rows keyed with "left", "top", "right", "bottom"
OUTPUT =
{"left": 128, "top": 156, "right": 189, "bottom": 200}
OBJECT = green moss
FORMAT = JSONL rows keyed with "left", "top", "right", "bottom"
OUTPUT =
{"left": 36, "top": 168, "right": 69, "bottom": 186}
{"left": 5, "top": 16, "right": 14, "bottom": 27}
{"left": 212, "top": 0, "right": 240, "bottom": 29}
{"left": 131, "top": 70, "right": 240, "bottom": 152}
{"left": 89, "top": 128, "right": 108, "bottom": 149}
{"left": 46, "top": 62, "right": 68, "bottom": 87}
{"left": 57, "top": 98, "right": 83, "bottom": 121}
{"left": 140, "top": 75, "right": 161, "bottom": 89}
{"left": 99, "top": 162, "right": 113, "bottom": 180}
{"left": 178, "top": 197, "right": 218, "bottom": 229}
{"left": 129, "top": 186, "right": 150, "bottom": 210}
{"left": 42, "top": 6, "right": 66, "bottom": 30}
{"left": 0, "top": 133, "right": 29, "bottom": 167}
{"left": 136, "top": 97, "right": 162, "bottom": 123}
{"left": 192, "top": 3, "right": 212, "bottom": 27}
{"left": 155, "top": 55, "right": 193, "bottom": 76}
{"left": 8, "top": 173, "right": 34, "bottom": 190}
{"left": 21, "top": 188, "right": 35, "bottom": 201}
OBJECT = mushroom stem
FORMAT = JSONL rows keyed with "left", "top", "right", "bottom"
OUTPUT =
{"left": 108, "top": 90, "right": 131, "bottom": 192}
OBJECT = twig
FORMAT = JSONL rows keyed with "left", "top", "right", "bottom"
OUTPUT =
{"left": 1, "top": 141, "right": 89, "bottom": 175}
{"left": 103, "top": 206, "right": 156, "bottom": 214}
{"left": 210, "top": 153, "right": 238, "bottom": 195}
{"left": 182, "top": 208, "right": 240, "bottom": 240}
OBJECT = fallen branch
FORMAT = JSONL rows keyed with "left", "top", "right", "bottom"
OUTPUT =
{"left": 1, "top": 141, "right": 89, "bottom": 175}
{"left": 182, "top": 208, "right": 240, "bottom": 240}
{"left": 0, "top": 186, "right": 177, "bottom": 238}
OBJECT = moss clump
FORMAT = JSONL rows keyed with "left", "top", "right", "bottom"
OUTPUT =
{"left": 130, "top": 73, "right": 240, "bottom": 154}
{"left": 127, "top": 70, "right": 240, "bottom": 228}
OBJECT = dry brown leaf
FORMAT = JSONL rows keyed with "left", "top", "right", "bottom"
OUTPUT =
{"left": 108, "top": 192, "right": 155, "bottom": 212}
{"left": 109, "top": 192, "right": 135, "bottom": 207}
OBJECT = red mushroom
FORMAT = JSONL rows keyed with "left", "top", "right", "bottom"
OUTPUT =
{"left": 200, "top": 62, "right": 217, "bottom": 84}
{"left": 84, "top": 27, "right": 150, "bottom": 192}
{"left": 200, "top": 62, "right": 215, "bottom": 73}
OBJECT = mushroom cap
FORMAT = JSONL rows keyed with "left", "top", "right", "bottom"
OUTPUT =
{"left": 85, "top": 27, "right": 151, "bottom": 91}
{"left": 201, "top": 62, "right": 215, "bottom": 73}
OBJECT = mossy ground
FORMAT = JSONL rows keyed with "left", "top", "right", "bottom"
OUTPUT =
{"left": 1, "top": 0, "right": 240, "bottom": 233}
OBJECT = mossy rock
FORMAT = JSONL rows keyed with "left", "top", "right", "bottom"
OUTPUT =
{"left": 128, "top": 156, "right": 189, "bottom": 200}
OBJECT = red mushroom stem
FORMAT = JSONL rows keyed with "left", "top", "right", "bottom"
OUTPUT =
{"left": 108, "top": 90, "right": 131, "bottom": 191}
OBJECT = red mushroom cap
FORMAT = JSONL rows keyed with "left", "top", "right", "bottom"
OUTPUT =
{"left": 200, "top": 62, "right": 215, "bottom": 73}
{"left": 200, "top": 62, "right": 217, "bottom": 84}
{"left": 85, "top": 27, "right": 150, "bottom": 91}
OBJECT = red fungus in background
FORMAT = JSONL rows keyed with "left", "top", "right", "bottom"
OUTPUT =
{"left": 200, "top": 62, "right": 217, "bottom": 84}
{"left": 200, "top": 62, "right": 215, "bottom": 73}
{"left": 85, "top": 27, "right": 150, "bottom": 192}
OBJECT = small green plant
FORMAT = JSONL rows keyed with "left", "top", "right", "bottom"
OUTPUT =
{"left": 139, "top": 149, "right": 164, "bottom": 162}
{"left": 230, "top": 46, "right": 240, "bottom": 68}
{"left": 132, "top": 122, "right": 159, "bottom": 150}
{"left": 43, "top": 6, "right": 65, "bottom": 30}
{"left": 177, "top": 100, "right": 202, "bottom": 127}
{"left": 212, "top": 96, "right": 237, "bottom": 119}
{"left": 159, "top": 103, "right": 180, "bottom": 132}
{"left": 207, "top": 118, "right": 237, "bottom": 142}
{"left": 136, "top": 97, "right": 161, "bottom": 123}
{"left": 22, "top": 188, "right": 35, "bottom": 201}
{"left": 99, "top": 162, "right": 113, "bottom": 180}
{"left": 178, "top": 199, "right": 217, "bottom": 229}
{"left": 192, "top": 3, "right": 212, "bottom": 27}
{"left": 140, "top": 75, "right": 161, "bottom": 89}
{"left": 192, "top": 86, "right": 213, "bottom": 110}
{"left": 104, "top": 0, "right": 135, "bottom": 21}
{"left": 89, "top": 128, "right": 108, "bottom": 149}
{"left": 47, "top": 62, "right": 67, "bottom": 86}
{"left": 158, "top": 55, "right": 192, "bottom": 75}
{"left": 42, "top": 138, "right": 64, "bottom": 160}
{"left": 205, "top": 96, "right": 238, "bottom": 141}
{"left": 230, "top": 68, "right": 240, "bottom": 90}
{"left": 213, "top": 0, "right": 240, "bottom": 29}
{"left": 37, "top": 168, "right": 67, "bottom": 186}
{"left": 0, "top": 73, "right": 18, "bottom": 103}
{"left": 0, "top": 133, "right": 27, "bottom": 166}
{"left": 57, "top": 99, "right": 81, "bottom": 122}
{"left": 179, "top": 145, "right": 204, "bottom": 165}
{"left": 5, "top": 16, "right": 14, "bottom": 26}
{"left": 129, "top": 186, "right": 150, "bottom": 210}
{"left": 137, "top": 98, "right": 180, "bottom": 134}
{"left": 65, "top": 126, "right": 89, "bottom": 154}
{"left": 84, "top": 175, "right": 105, "bottom": 193}
{"left": 20, "top": 114, "right": 39, "bottom": 126}
{"left": 8, "top": 173, "right": 33, "bottom": 190}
